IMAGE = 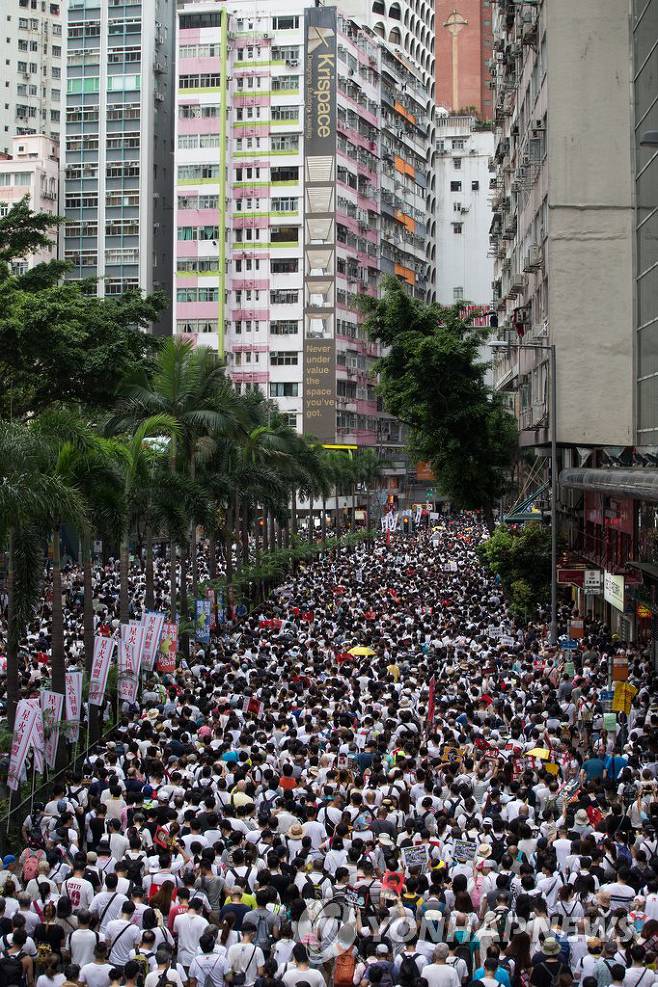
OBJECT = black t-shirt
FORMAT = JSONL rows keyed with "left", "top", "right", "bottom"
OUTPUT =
{"left": 531, "top": 958, "right": 569, "bottom": 987}
{"left": 34, "top": 922, "right": 65, "bottom": 955}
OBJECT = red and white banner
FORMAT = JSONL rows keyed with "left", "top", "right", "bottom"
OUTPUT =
{"left": 40, "top": 690, "right": 64, "bottom": 770}
{"left": 157, "top": 621, "right": 178, "bottom": 675}
{"left": 8, "top": 700, "right": 40, "bottom": 791}
{"left": 64, "top": 670, "right": 83, "bottom": 742}
{"left": 27, "top": 699, "right": 45, "bottom": 774}
{"left": 140, "top": 612, "right": 165, "bottom": 672}
{"left": 89, "top": 635, "right": 115, "bottom": 707}
{"left": 118, "top": 621, "right": 142, "bottom": 705}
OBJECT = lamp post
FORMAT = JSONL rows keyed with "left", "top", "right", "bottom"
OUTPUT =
{"left": 490, "top": 338, "right": 558, "bottom": 644}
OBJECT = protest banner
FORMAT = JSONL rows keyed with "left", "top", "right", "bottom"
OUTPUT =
{"left": 401, "top": 844, "right": 429, "bottom": 870}
{"left": 88, "top": 635, "right": 115, "bottom": 706}
{"left": 243, "top": 697, "right": 264, "bottom": 716}
{"left": 27, "top": 698, "right": 45, "bottom": 774}
{"left": 453, "top": 840, "right": 477, "bottom": 863}
{"left": 195, "top": 599, "right": 211, "bottom": 643}
{"left": 64, "top": 669, "right": 82, "bottom": 742}
{"left": 8, "top": 700, "right": 40, "bottom": 791}
{"left": 40, "top": 690, "right": 63, "bottom": 770}
{"left": 118, "top": 621, "right": 143, "bottom": 704}
{"left": 157, "top": 621, "right": 178, "bottom": 674}
{"left": 140, "top": 612, "right": 166, "bottom": 671}
{"left": 206, "top": 588, "right": 216, "bottom": 630}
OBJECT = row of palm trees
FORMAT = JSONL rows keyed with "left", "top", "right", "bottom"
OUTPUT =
{"left": 0, "top": 339, "right": 384, "bottom": 727}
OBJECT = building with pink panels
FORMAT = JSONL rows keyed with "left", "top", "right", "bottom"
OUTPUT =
{"left": 174, "top": 0, "right": 433, "bottom": 451}
{"left": 0, "top": 134, "right": 59, "bottom": 272}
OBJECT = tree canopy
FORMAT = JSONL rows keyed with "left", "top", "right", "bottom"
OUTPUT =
{"left": 363, "top": 276, "right": 517, "bottom": 511}
{"left": 0, "top": 198, "right": 164, "bottom": 419}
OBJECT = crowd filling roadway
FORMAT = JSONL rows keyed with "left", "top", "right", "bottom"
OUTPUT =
{"left": 1, "top": 516, "right": 657, "bottom": 987}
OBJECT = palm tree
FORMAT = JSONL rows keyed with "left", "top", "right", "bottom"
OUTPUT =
{"left": 356, "top": 448, "right": 384, "bottom": 546}
{"left": 0, "top": 420, "right": 83, "bottom": 727}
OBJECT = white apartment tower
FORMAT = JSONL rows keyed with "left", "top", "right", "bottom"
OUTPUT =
{"left": 1, "top": 0, "right": 64, "bottom": 154}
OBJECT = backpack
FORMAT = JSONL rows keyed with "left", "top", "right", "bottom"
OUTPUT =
{"left": 253, "top": 914, "right": 271, "bottom": 954}
{"left": 540, "top": 962, "right": 566, "bottom": 987}
{"left": 397, "top": 953, "right": 421, "bottom": 987}
{"left": 621, "top": 784, "right": 636, "bottom": 807}
{"left": 35, "top": 943, "right": 53, "bottom": 971}
{"left": 0, "top": 952, "right": 25, "bottom": 987}
{"left": 302, "top": 877, "right": 324, "bottom": 901}
{"left": 335, "top": 951, "right": 357, "bottom": 987}
{"left": 615, "top": 843, "right": 633, "bottom": 868}
{"left": 369, "top": 961, "right": 394, "bottom": 987}
{"left": 126, "top": 855, "right": 145, "bottom": 883}
{"left": 21, "top": 849, "right": 44, "bottom": 884}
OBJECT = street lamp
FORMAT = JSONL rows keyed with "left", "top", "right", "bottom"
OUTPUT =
{"left": 490, "top": 338, "right": 558, "bottom": 645}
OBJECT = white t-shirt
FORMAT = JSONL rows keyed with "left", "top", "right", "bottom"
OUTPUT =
{"left": 188, "top": 949, "right": 226, "bottom": 987}
{"left": 62, "top": 876, "right": 95, "bottom": 911}
{"left": 224, "top": 942, "right": 265, "bottom": 987}
{"left": 281, "top": 968, "right": 325, "bottom": 987}
{"left": 420, "top": 964, "right": 461, "bottom": 987}
{"left": 70, "top": 928, "right": 100, "bottom": 968}
{"left": 173, "top": 912, "right": 209, "bottom": 967}
{"left": 105, "top": 917, "right": 141, "bottom": 966}
{"left": 145, "top": 969, "right": 185, "bottom": 987}
{"left": 79, "top": 961, "right": 114, "bottom": 987}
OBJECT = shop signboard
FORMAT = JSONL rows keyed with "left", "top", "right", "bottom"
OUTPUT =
{"left": 604, "top": 571, "right": 625, "bottom": 611}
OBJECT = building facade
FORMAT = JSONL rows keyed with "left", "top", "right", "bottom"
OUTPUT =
{"left": 62, "top": 0, "right": 176, "bottom": 334}
{"left": 490, "top": 0, "right": 634, "bottom": 451}
{"left": 1, "top": 0, "right": 63, "bottom": 154}
{"left": 634, "top": 0, "right": 658, "bottom": 448}
{"left": 435, "top": 0, "right": 493, "bottom": 121}
{"left": 0, "top": 134, "right": 59, "bottom": 271}
{"left": 435, "top": 112, "right": 493, "bottom": 307}
{"left": 173, "top": 0, "right": 434, "bottom": 452}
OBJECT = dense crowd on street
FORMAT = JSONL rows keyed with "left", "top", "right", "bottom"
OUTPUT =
{"left": 1, "top": 516, "right": 658, "bottom": 987}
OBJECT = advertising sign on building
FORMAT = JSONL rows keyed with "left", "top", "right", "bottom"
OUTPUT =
{"left": 302, "top": 5, "right": 337, "bottom": 442}
{"left": 604, "top": 570, "right": 625, "bottom": 611}
{"left": 584, "top": 569, "right": 602, "bottom": 594}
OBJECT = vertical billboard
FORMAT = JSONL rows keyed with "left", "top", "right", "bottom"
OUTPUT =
{"left": 303, "top": 6, "right": 337, "bottom": 441}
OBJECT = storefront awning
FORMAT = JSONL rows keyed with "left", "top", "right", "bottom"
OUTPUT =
{"left": 560, "top": 467, "right": 658, "bottom": 502}
{"left": 628, "top": 560, "right": 658, "bottom": 581}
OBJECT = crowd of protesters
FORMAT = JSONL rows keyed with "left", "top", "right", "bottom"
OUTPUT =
{"left": 0, "top": 515, "right": 657, "bottom": 987}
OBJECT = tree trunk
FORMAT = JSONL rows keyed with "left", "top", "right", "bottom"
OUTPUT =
{"left": 119, "top": 530, "right": 130, "bottom": 624}
{"left": 255, "top": 514, "right": 261, "bottom": 560}
{"left": 351, "top": 485, "right": 357, "bottom": 534}
{"left": 208, "top": 530, "right": 217, "bottom": 582}
{"left": 262, "top": 510, "right": 268, "bottom": 555}
{"left": 276, "top": 519, "right": 283, "bottom": 550}
{"left": 233, "top": 489, "right": 242, "bottom": 573}
{"left": 82, "top": 532, "right": 94, "bottom": 675}
{"left": 180, "top": 542, "right": 189, "bottom": 657}
{"left": 284, "top": 519, "right": 290, "bottom": 549}
{"left": 308, "top": 494, "right": 314, "bottom": 544}
{"left": 224, "top": 511, "right": 233, "bottom": 586}
{"left": 169, "top": 538, "right": 177, "bottom": 619}
{"left": 366, "top": 491, "right": 372, "bottom": 550}
{"left": 291, "top": 490, "right": 298, "bottom": 539}
{"left": 335, "top": 486, "right": 341, "bottom": 544}
{"left": 6, "top": 530, "right": 19, "bottom": 731}
{"left": 321, "top": 494, "right": 327, "bottom": 547}
{"left": 144, "top": 526, "right": 155, "bottom": 611}
{"left": 268, "top": 512, "right": 276, "bottom": 554}
{"left": 240, "top": 505, "right": 249, "bottom": 567}
{"left": 190, "top": 522, "right": 199, "bottom": 599}
{"left": 50, "top": 528, "right": 65, "bottom": 698}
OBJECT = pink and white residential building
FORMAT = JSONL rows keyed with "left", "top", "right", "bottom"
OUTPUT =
{"left": 0, "top": 134, "right": 59, "bottom": 272}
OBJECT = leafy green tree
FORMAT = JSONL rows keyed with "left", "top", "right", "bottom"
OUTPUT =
{"left": 362, "top": 276, "right": 517, "bottom": 512}
{"left": 477, "top": 522, "right": 551, "bottom": 617}
{"left": 0, "top": 199, "right": 164, "bottom": 419}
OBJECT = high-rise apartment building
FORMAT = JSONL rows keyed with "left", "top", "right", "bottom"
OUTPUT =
{"left": 1, "top": 0, "right": 63, "bottom": 154}
{"left": 435, "top": 0, "right": 493, "bottom": 121}
{"left": 0, "top": 134, "right": 59, "bottom": 270}
{"left": 62, "top": 0, "right": 176, "bottom": 334}
{"left": 435, "top": 111, "right": 493, "bottom": 307}
{"left": 490, "top": 0, "right": 633, "bottom": 452}
{"left": 173, "top": 0, "right": 434, "bottom": 450}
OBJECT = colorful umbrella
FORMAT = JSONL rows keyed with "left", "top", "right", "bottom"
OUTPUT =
{"left": 348, "top": 646, "right": 375, "bottom": 656}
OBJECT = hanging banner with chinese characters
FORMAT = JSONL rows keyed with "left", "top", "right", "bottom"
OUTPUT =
{"left": 64, "top": 670, "right": 83, "bottom": 742}
{"left": 88, "top": 635, "right": 115, "bottom": 707}
{"left": 40, "top": 690, "right": 64, "bottom": 771}
{"left": 8, "top": 700, "right": 40, "bottom": 791}
{"left": 140, "top": 612, "right": 165, "bottom": 672}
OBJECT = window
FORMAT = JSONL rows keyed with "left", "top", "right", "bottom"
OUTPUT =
{"left": 452, "top": 222, "right": 463, "bottom": 234}
{"left": 270, "top": 351, "right": 298, "bottom": 366}
{"left": 179, "top": 12, "right": 219, "bottom": 28}
{"left": 269, "top": 382, "right": 299, "bottom": 397}
{"left": 453, "top": 158, "right": 461, "bottom": 169}
{"left": 270, "top": 289, "right": 299, "bottom": 304}
{"left": 176, "top": 319, "right": 218, "bottom": 334}
{"left": 270, "top": 320, "right": 298, "bottom": 334}
{"left": 176, "top": 225, "right": 218, "bottom": 241}
{"left": 178, "top": 73, "right": 220, "bottom": 89}
{"left": 271, "top": 197, "right": 298, "bottom": 212}
{"left": 282, "top": 413, "right": 297, "bottom": 428}
{"left": 106, "top": 161, "right": 139, "bottom": 178}
{"left": 177, "top": 163, "right": 220, "bottom": 181}
{"left": 67, "top": 76, "right": 99, "bottom": 94}
{"left": 452, "top": 139, "right": 465, "bottom": 150}
{"left": 272, "top": 75, "right": 299, "bottom": 92}
{"left": 271, "top": 106, "right": 299, "bottom": 122}
{"left": 272, "top": 15, "right": 299, "bottom": 29}
{"left": 179, "top": 104, "right": 219, "bottom": 120}
{"left": 271, "top": 45, "right": 300, "bottom": 61}
{"left": 270, "top": 259, "right": 298, "bottom": 274}
{"left": 450, "top": 181, "right": 462, "bottom": 192}
{"left": 107, "top": 73, "right": 141, "bottom": 91}
{"left": 176, "top": 287, "right": 220, "bottom": 302}
{"left": 271, "top": 135, "right": 299, "bottom": 153}
{"left": 453, "top": 287, "right": 464, "bottom": 300}
{"left": 471, "top": 180, "right": 479, "bottom": 191}
{"left": 270, "top": 226, "right": 298, "bottom": 244}
{"left": 179, "top": 43, "right": 219, "bottom": 58}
